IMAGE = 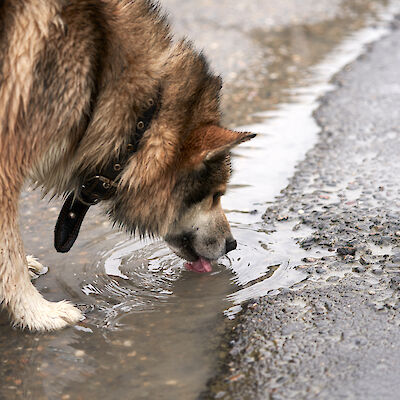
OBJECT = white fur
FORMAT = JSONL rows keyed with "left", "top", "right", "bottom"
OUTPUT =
{"left": 0, "top": 235, "right": 83, "bottom": 331}
{"left": 167, "top": 199, "right": 230, "bottom": 260}
{"left": 27, "top": 255, "right": 48, "bottom": 279}
{"left": 12, "top": 291, "right": 83, "bottom": 331}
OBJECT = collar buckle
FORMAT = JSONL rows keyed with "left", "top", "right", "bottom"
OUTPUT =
{"left": 78, "top": 175, "right": 118, "bottom": 206}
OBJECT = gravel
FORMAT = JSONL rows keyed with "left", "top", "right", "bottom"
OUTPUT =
{"left": 204, "top": 15, "right": 400, "bottom": 400}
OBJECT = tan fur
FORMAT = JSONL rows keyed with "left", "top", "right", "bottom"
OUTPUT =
{"left": 180, "top": 126, "right": 255, "bottom": 167}
{"left": 0, "top": 0, "right": 254, "bottom": 331}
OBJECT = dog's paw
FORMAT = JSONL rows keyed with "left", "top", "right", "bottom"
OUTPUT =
{"left": 13, "top": 299, "right": 84, "bottom": 331}
{"left": 27, "top": 255, "right": 48, "bottom": 280}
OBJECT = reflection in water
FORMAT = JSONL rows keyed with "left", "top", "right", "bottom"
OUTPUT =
{"left": 1, "top": 2, "right": 398, "bottom": 399}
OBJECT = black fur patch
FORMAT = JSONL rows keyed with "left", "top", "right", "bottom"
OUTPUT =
{"left": 176, "top": 154, "right": 231, "bottom": 209}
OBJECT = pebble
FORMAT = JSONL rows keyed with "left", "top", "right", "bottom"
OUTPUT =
{"left": 337, "top": 247, "right": 356, "bottom": 256}
{"left": 277, "top": 215, "right": 289, "bottom": 221}
{"left": 296, "top": 264, "right": 308, "bottom": 269}
{"left": 354, "top": 337, "right": 367, "bottom": 346}
{"left": 370, "top": 303, "right": 385, "bottom": 311}
{"left": 301, "top": 238, "right": 315, "bottom": 248}
{"left": 74, "top": 350, "right": 85, "bottom": 358}
{"left": 390, "top": 276, "right": 400, "bottom": 290}
{"left": 229, "top": 373, "right": 244, "bottom": 382}
{"left": 371, "top": 267, "right": 384, "bottom": 275}
{"left": 302, "top": 257, "right": 317, "bottom": 263}
{"left": 359, "top": 256, "right": 369, "bottom": 265}
{"left": 326, "top": 276, "right": 340, "bottom": 282}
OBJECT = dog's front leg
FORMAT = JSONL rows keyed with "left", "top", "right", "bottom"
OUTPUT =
{"left": 0, "top": 202, "right": 83, "bottom": 331}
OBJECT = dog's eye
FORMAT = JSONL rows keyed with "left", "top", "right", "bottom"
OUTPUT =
{"left": 212, "top": 191, "right": 223, "bottom": 205}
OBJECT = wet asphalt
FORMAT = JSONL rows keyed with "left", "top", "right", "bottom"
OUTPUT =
{"left": 204, "top": 15, "right": 400, "bottom": 400}
{"left": 163, "top": 0, "right": 344, "bottom": 79}
{"left": 162, "top": 0, "right": 370, "bottom": 126}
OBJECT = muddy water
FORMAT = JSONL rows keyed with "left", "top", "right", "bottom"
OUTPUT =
{"left": 0, "top": 2, "right": 397, "bottom": 399}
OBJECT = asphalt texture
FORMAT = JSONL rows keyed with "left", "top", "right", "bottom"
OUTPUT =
{"left": 162, "top": 0, "right": 343, "bottom": 79}
{"left": 204, "top": 16, "right": 400, "bottom": 400}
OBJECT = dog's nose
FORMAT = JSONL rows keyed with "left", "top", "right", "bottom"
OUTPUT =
{"left": 225, "top": 238, "right": 237, "bottom": 254}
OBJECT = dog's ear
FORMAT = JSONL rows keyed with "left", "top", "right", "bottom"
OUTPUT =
{"left": 180, "top": 125, "right": 256, "bottom": 167}
{"left": 203, "top": 131, "right": 256, "bottom": 163}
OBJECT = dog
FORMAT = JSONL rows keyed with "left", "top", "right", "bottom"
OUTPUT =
{"left": 0, "top": 0, "right": 255, "bottom": 331}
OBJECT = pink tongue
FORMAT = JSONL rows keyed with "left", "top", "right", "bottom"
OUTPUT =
{"left": 185, "top": 257, "right": 212, "bottom": 273}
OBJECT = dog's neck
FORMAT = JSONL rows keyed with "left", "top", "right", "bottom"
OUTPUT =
{"left": 77, "top": 87, "right": 162, "bottom": 206}
{"left": 54, "top": 88, "right": 162, "bottom": 253}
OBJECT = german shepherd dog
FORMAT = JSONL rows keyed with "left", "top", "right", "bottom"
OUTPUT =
{"left": 0, "top": 0, "right": 254, "bottom": 331}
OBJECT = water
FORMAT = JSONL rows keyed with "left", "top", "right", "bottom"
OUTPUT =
{"left": 0, "top": 2, "right": 398, "bottom": 399}
{"left": 224, "top": 8, "right": 396, "bottom": 305}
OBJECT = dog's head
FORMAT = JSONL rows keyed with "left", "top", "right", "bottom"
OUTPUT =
{"left": 164, "top": 126, "right": 254, "bottom": 269}
{"left": 73, "top": 27, "right": 255, "bottom": 266}
{"left": 104, "top": 43, "right": 255, "bottom": 267}
{"left": 111, "top": 124, "right": 254, "bottom": 269}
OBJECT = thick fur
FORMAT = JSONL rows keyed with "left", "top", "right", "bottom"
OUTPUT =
{"left": 0, "top": 0, "right": 253, "bottom": 331}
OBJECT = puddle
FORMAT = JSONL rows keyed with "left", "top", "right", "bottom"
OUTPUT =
{"left": 1, "top": 1, "right": 399, "bottom": 399}
{"left": 223, "top": 1, "right": 398, "bottom": 305}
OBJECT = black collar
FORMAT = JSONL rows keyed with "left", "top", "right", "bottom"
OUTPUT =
{"left": 54, "top": 89, "right": 162, "bottom": 253}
